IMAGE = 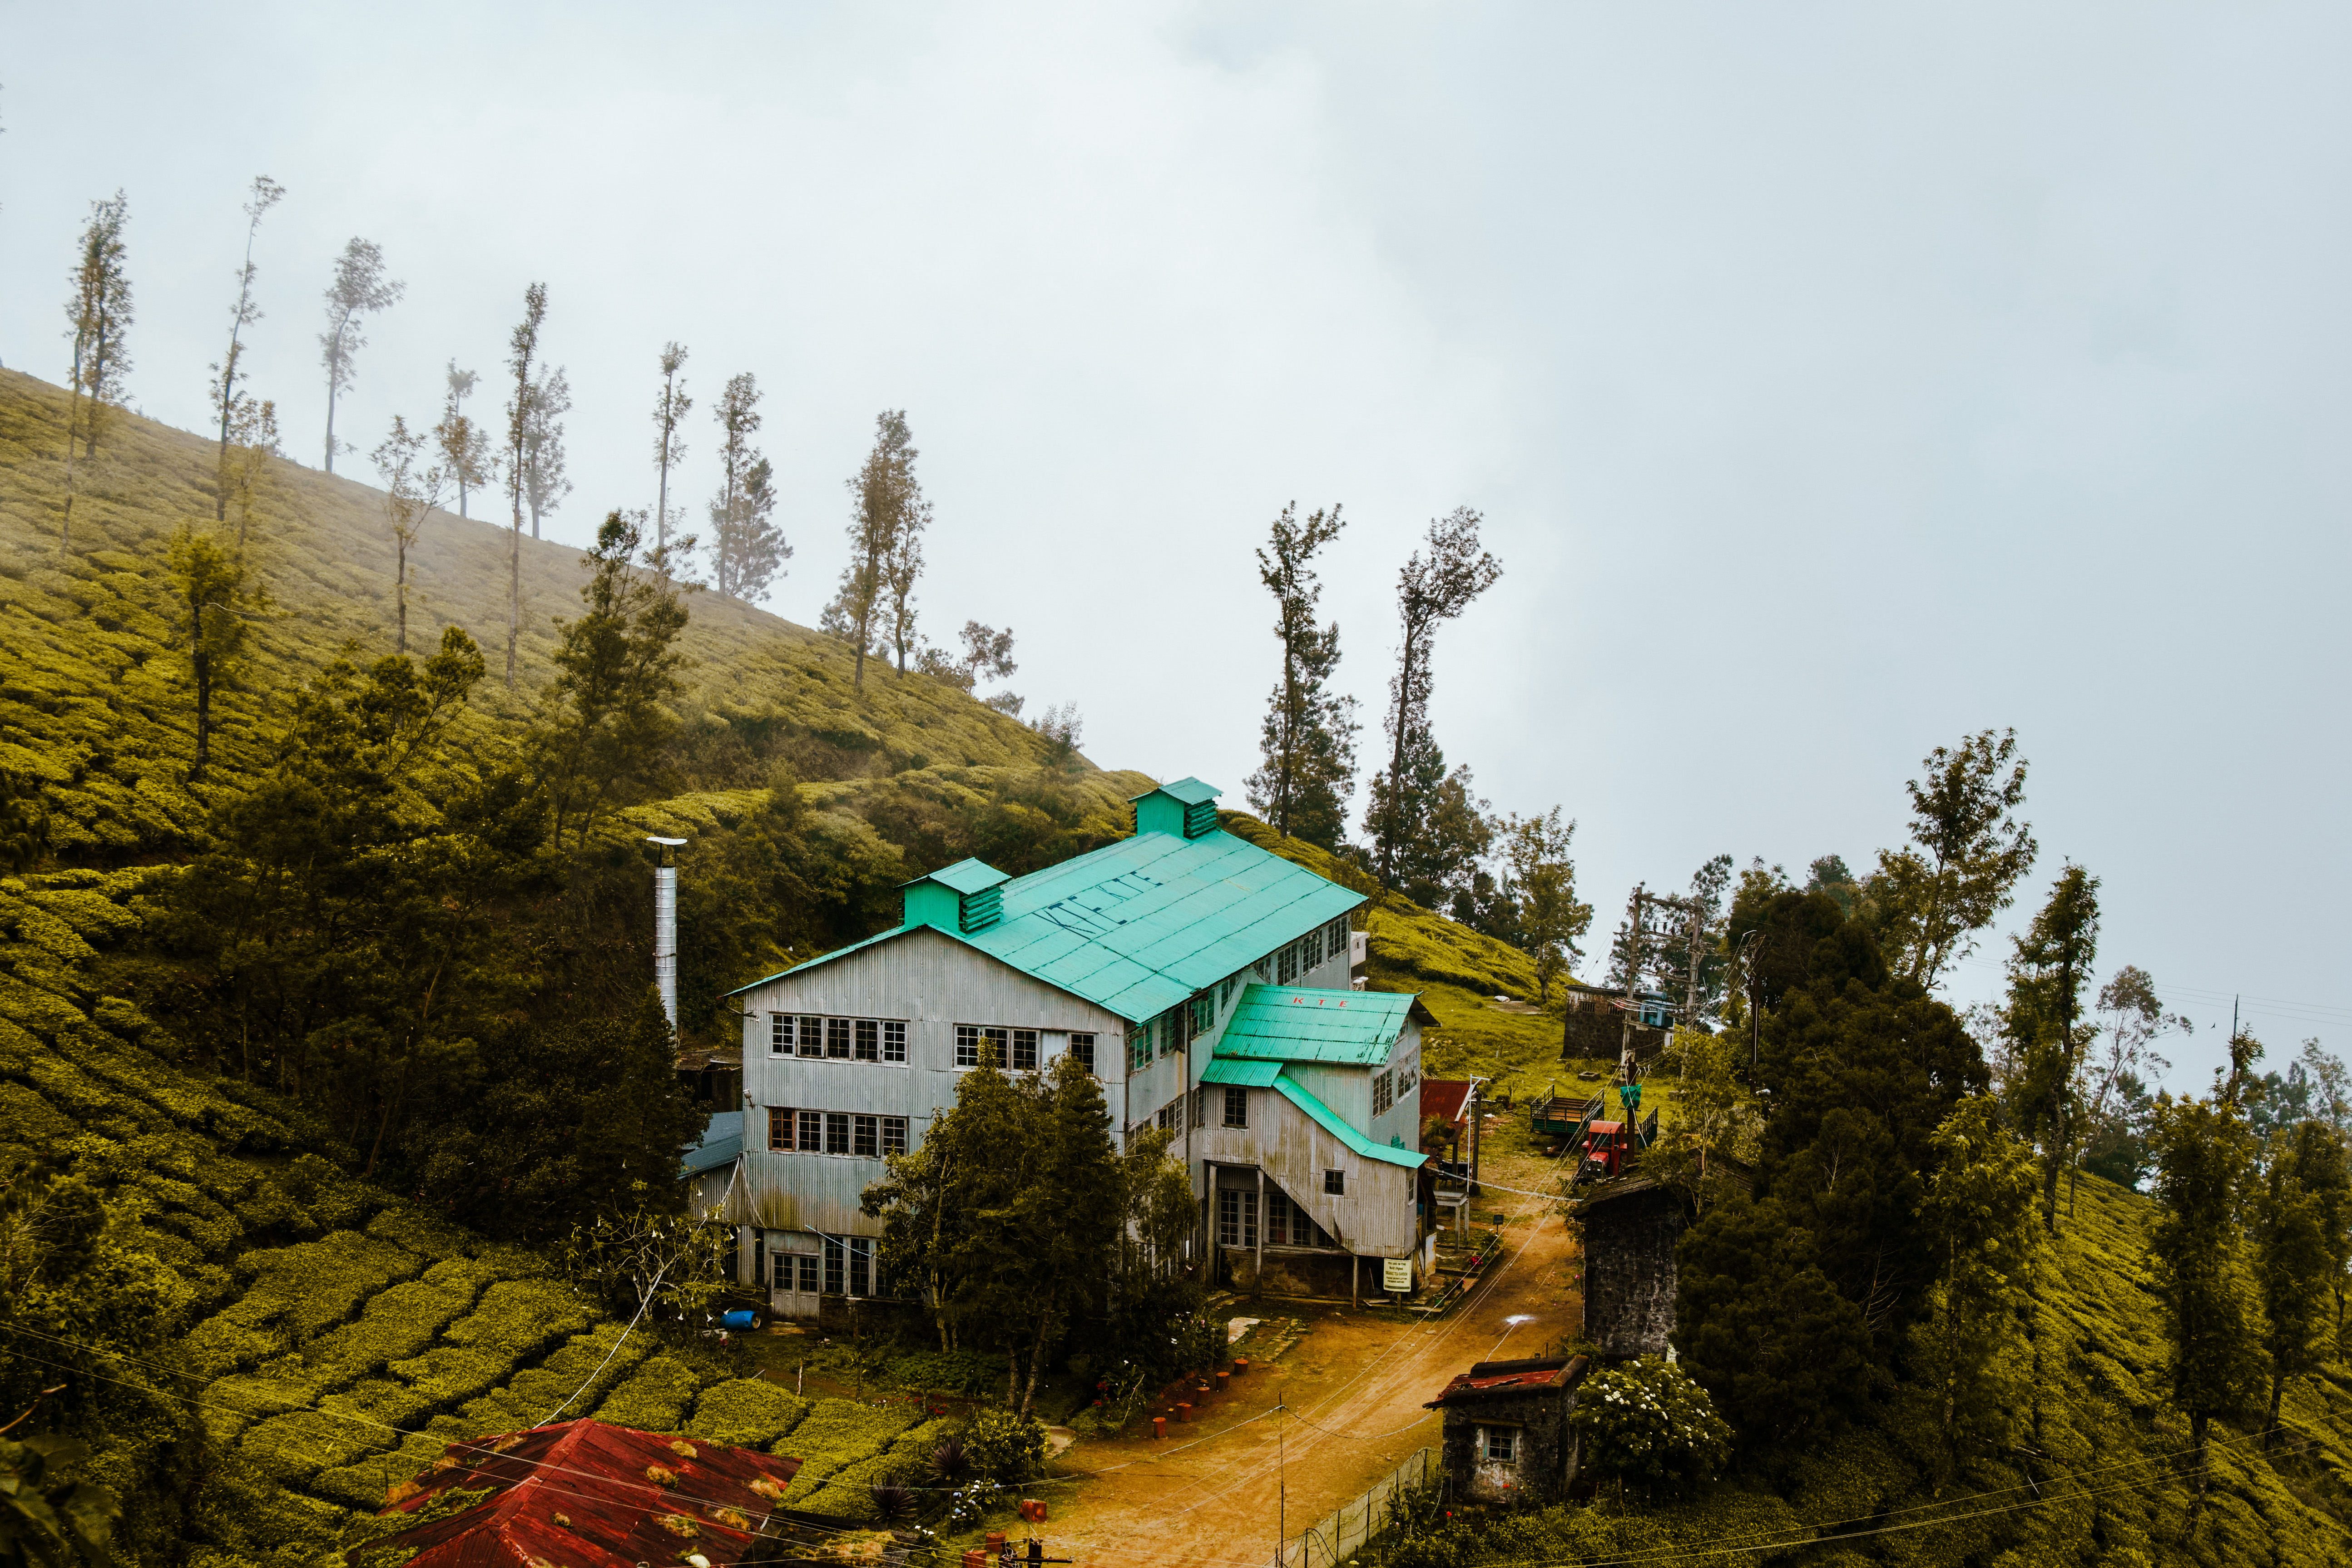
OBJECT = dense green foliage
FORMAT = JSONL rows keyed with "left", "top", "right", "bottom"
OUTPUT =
{"left": 1565, "top": 1357, "right": 1732, "bottom": 1496}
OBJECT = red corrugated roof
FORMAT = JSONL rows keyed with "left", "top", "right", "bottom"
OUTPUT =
{"left": 1425, "top": 1356, "right": 1586, "bottom": 1407}
{"left": 1421, "top": 1079, "right": 1473, "bottom": 1124}
{"left": 352, "top": 1419, "right": 803, "bottom": 1568}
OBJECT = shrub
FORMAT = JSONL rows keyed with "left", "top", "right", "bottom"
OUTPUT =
{"left": 591, "top": 1355, "right": 703, "bottom": 1433}
{"left": 685, "top": 1377, "right": 811, "bottom": 1449}
{"left": 1568, "top": 1357, "right": 1731, "bottom": 1496}
{"left": 961, "top": 1406, "right": 1047, "bottom": 1486}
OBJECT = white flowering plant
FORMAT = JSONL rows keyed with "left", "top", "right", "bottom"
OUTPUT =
{"left": 1567, "top": 1356, "right": 1732, "bottom": 1494}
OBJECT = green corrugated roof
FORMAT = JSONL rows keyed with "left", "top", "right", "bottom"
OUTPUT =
{"left": 909, "top": 857, "right": 1011, "bottom": 895}
{"left": 729, "top": 824, "right": 1363, "bottom": 1020}
{"left": 1199, "top": 1057, "right": 1284, "bottom": 1087}
{"left": 1214, "top": 984, "right": 1415, "bottom": 1064}
{"left": 1272, "top": 1075, "right": 1427, "bottom": 1169}
{"left": 1146, "top": 777, "right": 1222, "bottom": 807}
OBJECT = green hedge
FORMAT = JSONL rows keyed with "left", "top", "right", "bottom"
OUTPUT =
{"left": 590, "top": 1354, "right": 703, "bottom": 1433}
{"left": 685, "top": 1377, "right": 812, "bottom": 1449}
{"left": 774, "top": 1400, "right": 925, "bottom": 1507}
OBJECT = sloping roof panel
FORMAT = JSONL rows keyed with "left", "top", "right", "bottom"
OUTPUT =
{"left": 907, "top": 856, "right": 1011, "bottom": 895}
{"left": 1216, "top": 984, "right": 1416, "bottom": 1064}
{"left": 1273, "top": 1074, "right": 1427, "bottom": 1170}
{"left": 1199, "top": 1057, "right": 1284, "bottom": 1087}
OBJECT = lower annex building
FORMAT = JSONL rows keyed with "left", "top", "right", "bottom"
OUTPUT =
{"left": 691, "top": 777, "right": 1439, "bottom": 1315}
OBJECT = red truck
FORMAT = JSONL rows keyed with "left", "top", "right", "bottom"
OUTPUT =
{"left": 1575, "top": 1121, "right": 1634, "bottom": 1184}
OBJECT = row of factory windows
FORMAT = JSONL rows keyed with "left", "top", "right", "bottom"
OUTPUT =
{"left": 1370, "top": 1060, "right": 1419, "bottom": 1117}
{"left": 1214, "top": 1185, "right": 1340, "bottom": 1249}
{"left": 765, "top": 1016, "right": 1097, "bottom": 1074}
{"left": 765, "top": 1109, "right": 910, "bottom": 1158}
{"left": 1145, "top": 1084, "right": 1255, "bottom": 1141}
{"left": 760, "top": 1236, "right": 887, "bottom": 1298}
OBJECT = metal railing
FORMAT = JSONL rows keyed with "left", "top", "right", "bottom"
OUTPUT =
{"left": 1273, "top": 1447, "right": 1435, "bottom": 1568}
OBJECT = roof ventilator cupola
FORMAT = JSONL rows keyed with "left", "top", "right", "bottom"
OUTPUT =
{"left": 1131, "top": 777, "right": 1222, "bottom": 839}
{"left": 901, "top": 857, "right": 1011, "bottom": 934}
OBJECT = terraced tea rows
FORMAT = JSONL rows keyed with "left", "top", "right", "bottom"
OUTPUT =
{"left": 0, "top": 866, "right": 935, "bottom": 1566}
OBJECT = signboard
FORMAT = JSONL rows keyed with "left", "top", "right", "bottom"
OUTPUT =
{"left": 1382, "top": 1256, "right": 1413, "bottom": 1293}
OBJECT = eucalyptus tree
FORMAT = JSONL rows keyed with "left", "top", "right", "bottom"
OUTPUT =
{"left": 372, "top": 415, "right": 448, "bottom": 653}
{"left": 208, "top": 175, "right": 284, "bottom": 521}
{"left": 650, "top": 341, "right": 691, "bottom": 551}
{"left": 318, "top": 238, "right": 402, "bottom": 473}
{"left": 830, "top": 410, "right": 929, "bottom": 686}
{"left": 60, "top": 191, "right": 134, "bottom": 550}
{"left": 521, "top": 365, "right": 573, "bottom": 539}
{"left": 1245, "top": 501, "right": 1359, "bottom": 850}
{"left": 1874, "top": 729, "right": 2038, "bottom": 990}
{"left": 1363, "top": 506, "right": 1500, "bottom": 889}
{"left": 437, "top": 363, "right": 491, "bottom": 519}
{"left": 501, "top": 282, "right": 548, "bottom": 687}
{"left": 704, "top": 373, "right": 789, "bottom": 601}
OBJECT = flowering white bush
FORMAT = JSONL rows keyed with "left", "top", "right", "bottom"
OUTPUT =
{"left": 1567, "top": 1356, "right": 1731, "bottom": 1493}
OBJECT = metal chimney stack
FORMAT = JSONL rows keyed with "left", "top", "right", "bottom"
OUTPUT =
{"left": 646, "top": 836, "right": 688, "bottom": 1027}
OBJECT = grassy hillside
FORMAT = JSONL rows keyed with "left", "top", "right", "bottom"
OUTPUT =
{"left": 0, "top": 866, "right": 949, "bottom": 1568}
{"left": 0, "top": 367, "right": 1143, "bottom": 860}
{"left": 1391, "top": 1166, "right": 2352, "bottom": 1568}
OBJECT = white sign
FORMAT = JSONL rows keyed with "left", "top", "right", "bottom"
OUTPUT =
{"left": 1382, "top": 1256, "right": 1413, "bottom": 1292}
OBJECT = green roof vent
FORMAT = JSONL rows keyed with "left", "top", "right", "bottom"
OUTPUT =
{"left": 1132, "top": 777, "right": 1221, "bottom": 840}
{"left": 901, "top": 858, "right": 1011, "bottom": 934}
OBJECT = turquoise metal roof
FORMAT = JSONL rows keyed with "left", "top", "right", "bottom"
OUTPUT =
{"left": 681, "top": 1112, "right": 742, "bottom": 1177}
{"left": 728, "top": 826, "right": 1364, "bottom": 1021}
{"left": 1215, "top": 984, "right": 1415, "bottom": 1064}
{"left": 1272, "top": 1075, "right": 1427, "bottom": 1169}
{"left": 908, "top": 857, "right": 1011, "bottom": 895}
{"left": 1143, "top": 777, "right": 1222, "bottom": 807}
{"left": 1199, "top": 1057, "right": 1284, "bottom": 1087}
{"left": 956, "top": 828, "right": 1362, "bottom": 1020}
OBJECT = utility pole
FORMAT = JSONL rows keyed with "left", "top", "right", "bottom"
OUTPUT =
{"left": 1616, "top": 885, "right": 1646, "bottom": 1083}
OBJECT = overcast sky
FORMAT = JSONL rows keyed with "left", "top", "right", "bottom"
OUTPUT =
{"left": 6, "top": 2, "right": 2348, "bottom": 1085}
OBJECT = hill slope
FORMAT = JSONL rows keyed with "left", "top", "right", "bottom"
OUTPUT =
{"left": 0, "top": 368, "right": 1139, "bottom": 858}
{"left": 0, "top": 866, "right": 951, "bottom": 1568}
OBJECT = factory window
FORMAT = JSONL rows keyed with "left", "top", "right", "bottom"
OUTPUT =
{"left": 1159, "top": 1010, "right": 1182, "bottom": 1060}
{"left": 1396, "top": 1059, "right": 1417, "bottom": 1094}
{"left": 1069, "top": 1034, "right": 1095, "bottom": 1073}
{"left": 768, "top": 1108, "right": 792, "bottom": 1150}
{"left": 1128, "top": 1028, "right": 1150, "bottom": 1073}
{"left": 1325, "top": 1169, "right": 1345, "bottom": 1196}
{"left": 1372, "top": 1070, "right": 1393, "bottom": 1118}
{"left": 1012, "top": 1029, "right": 1039, "bottom": 1071}
{"left": 798, "top": 1016, "right": 824, "bottom": 1059}
{"left": 1223, "top": 1087, "right": 1248, "bottom": 1128}
{"left": 823, "top": 1238, "right": 844, "bottom": 1296}
{"left": 881, "top": 1117, "right": 908, "bottom": 1156}
{"left": 1302, "top": 927, "right": 1323, "bottom": 969}
{"left": 826, "top": 1018, "right": 852, "bottom": 1059}
{"left": 1216, "top": 1189, "right": 1258, "bottom": 1249}
{"left": 883, "top": 1021, "right": 907, "bottom": 1062}
{"left": 853, "top": 1115, "right": 880, "bottom": 1157}
{"left": 1276, "top": 942, "right": 1299, "bottom": 985}
{"left": 956, "top": 1025, "right": 980, "bottom": 1067}
{"left": 955, "top": 1025, "right": 1010, "bottom": 1068}
{"left": 798, "top": 1110, "right": 822, "bottom": 1150}
{"left": 796, "top": 1255, "right": 820, "bottom": 1294}
{"left": 848, "top": 1237, "right": 872, "bottom": 1297}
{"left": 855, "top": 1019, "right": 879, "bottom": 1061}
{"left": 1157, "top": 1101, "right": 1180, "bottom": 1133}
{"left": 1327, "top": 917, "right": 1350, "bottom": 955}
{"left": 825, "top": 1113, "right": 851, "bottom": 1154}
{"left": 769, "top": 1015, "right": 791, "bottom": 1056}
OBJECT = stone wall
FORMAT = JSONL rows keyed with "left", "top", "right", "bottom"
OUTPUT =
{"left": 1578, "top": 1182, "right": 1686, "bottom": 1358}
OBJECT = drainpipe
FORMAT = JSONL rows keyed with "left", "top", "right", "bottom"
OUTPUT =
{"left": 646, "top": 836, "right": 686, "bottom": 1028}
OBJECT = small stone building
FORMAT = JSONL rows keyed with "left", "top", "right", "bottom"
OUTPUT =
{"left": 1575, "top": 1173, "right": 1687, "bottom": 1357}
{"left": 1426, "top": 1356, "right": 1589, "bottom": 1504}
{"left": 1556, "top": 982, "right": 1670, "bottom": 1065}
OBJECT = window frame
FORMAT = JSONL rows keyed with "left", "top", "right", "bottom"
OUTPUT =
{"left": 769, "top": 1014, "right": 791, "bottom": 1057}
{"left": 825, "top": 1018, "right": 852, "bottom": 1059}
{"left": 881, "top": 1116, "right": 908, "bottom": 1156}
{"left": 1372, "top": 1069, "right": 1393, "bottom": 1118}
{"left": 795, "top": 1254, "right": 821, "bottom": 1294}
{"left": 854, "top": 1019, "right": 880, "bottom": 1061}
{"left": 798, "top": 1109, "right": 822, "bottom": 1151}
{"left": 1222, "top": 1086, "right": 1248, "bottom": 1128}
{"left": 1012, "top": 1028, "right": 1039, "bottom": 1072}
{"left": 1325, "top": 1168, "right": 1345, "bottom": 1196}
{"left": 1277, "top": 942, "right": 1300, "bottom": 985}
{"left": 883, "top": 1020, "right": 908, "bottom": 1063}
{"left": 1480, "top": 1425, "right": 1520, "bottom": 1464}
{"left": 798, "top": 1016, "right": 825, "bottom": 1059}
{"left": 1070, "top": 1033, "right": 1095, "bottom": 1073}
{"left": 825, "top": 1112, "right": 851, "bottom": 1155}
{"left": 767, "top": 1107, "right": 793, "bottom": 1150}
{"left": 853, "top": 1114, "right": 880, "bottom": 1157}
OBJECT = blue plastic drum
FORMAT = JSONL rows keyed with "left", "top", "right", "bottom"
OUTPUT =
{"left": 721, "top": 1309, "right": 761, "bottom": 1331}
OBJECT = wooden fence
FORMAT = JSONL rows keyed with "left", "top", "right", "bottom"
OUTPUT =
{"left": 1273, "top": 1446, "right": 1436, "bottom": 1568}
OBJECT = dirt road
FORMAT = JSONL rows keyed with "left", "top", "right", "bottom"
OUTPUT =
{"left": 1042, "top": 1151, "right": 1579, "bottom": 1568}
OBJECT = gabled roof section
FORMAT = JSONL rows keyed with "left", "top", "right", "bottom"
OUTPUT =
{"left": 1216, "top": 983, "right": 1416, "bottom": 1064}
{"left": 1147, "top": 777, "right": 1222, "bottom": 807}
{"left": 1273, "top": 1074, "right": 1428, "bottom": 1169}
{"left": 728, "top": 821, "right": 1363, "bottom": 1022}
{"left": 681, "top": 1111, "right": 742, "bottom": 1177}
{"left": 908, "top": 857, "right": 1011, "bottom": 895}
